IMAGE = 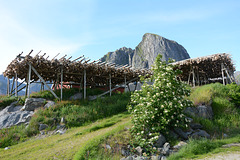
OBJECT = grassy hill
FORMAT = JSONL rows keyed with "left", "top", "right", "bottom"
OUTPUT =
{"left": 1, "top": 83, "right": 240, "bottom": 159}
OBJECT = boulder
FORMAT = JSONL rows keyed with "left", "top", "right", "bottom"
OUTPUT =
{"left": 183, "top": 105, "right": 213, "bottom": 120}
{"left": 190, "top": 129, "right": 210, "bottom": 139}
{"left": 0, "top": 102, "right": 34, "bottom": 129}
{"left": 174, "top": 128, "right": 188, "bottom": 140}
{"left": 135, "top": 146, "right": 143, "bottom": 155}
{"left": 154, "top": 133, "right": 166, "bottom": 148}
{"left": 173, "top": 141, "right": 187, "bottom": 150}
{"left": 183, "top": 107, "right": 198, "bottom": 117}
{"left": 44, "top": 101, "right": 55, "bottom": 108}
{"left": 39, "top": 124, "right": 48, "bottom": 131}
{"left": 162, "top": 142, "right": 170, "bottom": 155}
{"left": 196, "top": 105, "right": 213, "bottom": 119}
{"left": 69, "top": 93, "right": 83, "bottom": 100}
{"left": 190, "top": 123, "right": 203, "bottom": 130}
{"left": 88, "top": 95, "right": 97, "bottom": 101}
{"left": 21, "top": 98, "right": 46, "bottom": 111}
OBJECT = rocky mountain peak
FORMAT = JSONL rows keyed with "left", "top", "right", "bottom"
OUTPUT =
{"left": 100, "top": 47, "right": 134, "bottom": 66}
{"left": 132, "top": 33, "right": 190, "bottom": 68}
{"left": 100, "top": 33, "right": 190, "bottom": 69}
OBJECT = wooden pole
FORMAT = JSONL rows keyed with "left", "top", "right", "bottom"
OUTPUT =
{"left": 221, "top": 63, "right": 225, "bottom": 85}
{"left": 84, "top": 69, "right": 86, "bottom": 99}
{"left": 11, "top": 77, "right": 15, "bottom": 95}
{"left": 61, "top": 66, "right": 63, "bottom": 101}
{"left": 124, "top": 74, "right": 126, "bottom": 93}
{"left": 109, "top": 73, "right": 112, "bottom": 96}
{"left": 7, "top": 78, "right": 10, "bottom": 96}
{"left": 192, "top": 68, "right": 195, "bottom": 87}
{"left": 15, "top": 72, "right": 18, "bottom": 97}
{"left": 28, "top": 64, "right": 32, "bottom": 98}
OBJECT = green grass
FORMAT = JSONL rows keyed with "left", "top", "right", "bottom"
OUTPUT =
{"left": 0, "top": 91, "right": 131, "bottom": 148}
{"left": 168, "top": 135, "right": 240, "bottom": 160}
{"left": 0, "top": 96, "right": 18, "bottom": 110}
{"left": 73, "top": 118, "right": 131, "bottom": 160}
{"left": 187, "top": 83, "right": 240, "bottom": 136}
{"left": 0, "top": 113, "right": 130, "bottom": 160}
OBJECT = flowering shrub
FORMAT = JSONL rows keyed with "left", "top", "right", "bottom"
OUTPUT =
{"left": 128, "top": 55, "right": 193, "bottom": 152}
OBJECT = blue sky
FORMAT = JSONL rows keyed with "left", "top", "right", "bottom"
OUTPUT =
{"left": 0, "top": 0, "right": 240, "bottom": 74}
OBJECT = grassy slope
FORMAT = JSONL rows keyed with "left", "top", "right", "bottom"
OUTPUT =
{"left": 0, "top": 113, "right": 130, "bottom": 160}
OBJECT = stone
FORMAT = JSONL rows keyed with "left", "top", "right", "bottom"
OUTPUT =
{"left": 40, "top": 131, "right": 45, "bottom": 135}
{"left": 56, "top": 124, "right": 65, "bottom": 130}
{"left": 106, "top": 144, "right": 111, "bottom": 150}
{"left": 161, "top": 156, "right": 167, "bottom": 160}
{"left": 0, "top": 103, "right": 34, "bottom": 129}
{"left": 169, "top": 130, "right": 179, "bottom": 139}
{"left": 69, "top": 93, "right": 83, "bottom": 100}
{"left": 196, "top": 105, "right": 213, "bottom": 119}
{"left": 60, "top": 117, "right": 65, "bottom": 124}
{"left": 183, "top": 107, "right": 198, "bottom": 117}
{"left": 121, "top": 147, "right": 130, "bottom": 157}
{"left": 162, "top": 142, "right": 170, "bottom": 155}
{"left": 190, "top": 123, "right": 203, "bottom": 130}
{"left": 39, "top": 124, "right": 48, "bottom": 131}
{"left": 223, "top": 133, "right": 228, "bottom": 138}
{"left": 154, "top": 133, "right": 166, "bottom": 148}
{"left": 135, "top": 146, "right": 143, "bottom": 155}
{"left": 173, "top": 141, "right": 187, "bottom": 150}
{"left": 222, "top": 143, "right": 240, "bottom": 148}
{"left": 174, "top": 128, "right": 188, "bottom": 140}
{"left": 55, "top": 129, "right": 66, "bottom": 135}
{"left": 88, "top": 95, "right": 98, "bottom": 101}
{"left": 21, "top": 98, "right": 46, "bottom": 111}
{"left": 185, "top": 117, "right": 193, "bottom": 123}
{"left": 191, "top": 129, "right": 210, "bottom": 139}
{"left": 125, "top": 156, "right": 133, "bottom": 160}
{"left": 44, "top": 101, "right": 55, "bottom": 108}
{"left": 151, "top": 155, "right": 161, "bottom": 160}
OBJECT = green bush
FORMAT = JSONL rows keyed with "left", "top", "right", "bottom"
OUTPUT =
{"left": 128, "top": 55, "right": 193, "bottom": 153}
{"left": 226, "top": 83, "right": 240, "bottom": 107}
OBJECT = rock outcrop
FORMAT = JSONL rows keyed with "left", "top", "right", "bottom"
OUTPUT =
{"left": 0, "top": 102, "right": 33, "bottom": 129}
{"left": 100, "top": 47, "right": 134, "bottom": 66}
{"left": 100, "top": 33, "right": 190, "bottom": 69}
{"left": 132, "top": 33, "right": 190, "bottom": 69}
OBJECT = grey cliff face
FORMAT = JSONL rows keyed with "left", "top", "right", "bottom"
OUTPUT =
{"left": 132, "top": 33, "right": 190, "bottom": 69}
{"left": 100, "top": 47, "right": 134, "bottom": 66}
{"left": 100, "top": 33, "right": 190, "bottom": 69}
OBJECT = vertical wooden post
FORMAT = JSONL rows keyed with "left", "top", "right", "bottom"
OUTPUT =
{"left": 28, "top": 64, "right": 32, "bottom": 98}
{"left": 7, "top": 77, "right": 10, "bottom": 96}
{"left": 61, "top": 66, "right": 63, "bottom": 101}
{"left": 124, "top": 74, "right": 126, "bottom": 93}
{"left": 84, "top": 69, "right": 86, "bottom": 99}
{"left": 15, "top": 72, "right": 18, "bottom": 97}
{"left": 192, "top": 68, "right": 195, "bottom": 87}
{"left": 221, "top": 63, "right": 225, "bottom": 85}
{"left": 11, "top": 77, "right": 15, "bottom": 95}
{"left": 109, "top": 73, "right": 112, "bottom": 96}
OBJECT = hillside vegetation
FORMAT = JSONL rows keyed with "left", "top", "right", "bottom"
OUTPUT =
{"left": 0, "top": 89, "right": 131, "bottom": 148}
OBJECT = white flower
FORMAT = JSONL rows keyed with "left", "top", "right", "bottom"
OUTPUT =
{"left": 141, "top": 131, "right": 144, "bottom": 134}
